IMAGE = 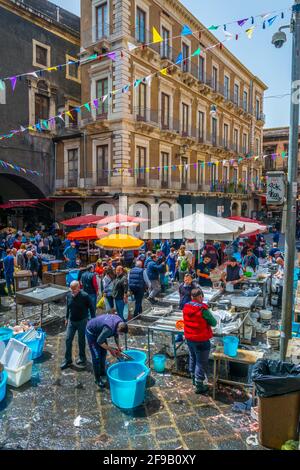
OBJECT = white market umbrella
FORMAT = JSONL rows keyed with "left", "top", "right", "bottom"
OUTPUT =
{"left": 143, "top": 211, "right": 245, "bottom": 241}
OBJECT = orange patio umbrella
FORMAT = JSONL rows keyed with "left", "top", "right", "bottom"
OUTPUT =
{"left": 67, "top": 227, "right": 108, "bottom": 241}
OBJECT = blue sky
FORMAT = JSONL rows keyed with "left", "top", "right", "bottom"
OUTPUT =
{"left": 55, "top": 0, "right": 293, "bottom": 129}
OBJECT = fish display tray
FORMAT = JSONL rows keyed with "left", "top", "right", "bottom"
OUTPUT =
{"left": 16, "top": 284, "right": 69, "bottom": 305}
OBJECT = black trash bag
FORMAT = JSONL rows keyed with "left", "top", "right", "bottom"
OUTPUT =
{"left": 251, "top": 359, "right": 300, "bottom": 398}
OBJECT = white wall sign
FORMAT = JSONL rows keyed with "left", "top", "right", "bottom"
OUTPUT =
{"left": 266, "top": 172, "right": 285, "bottom": 205}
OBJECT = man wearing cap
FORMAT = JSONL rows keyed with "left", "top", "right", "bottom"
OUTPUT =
{"left": 63, "top": 241, "right": 77, "bottom": 269}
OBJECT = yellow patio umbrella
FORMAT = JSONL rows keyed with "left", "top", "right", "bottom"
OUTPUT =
{"left": 95, "top": 234, "right": 144, "bottom": 250}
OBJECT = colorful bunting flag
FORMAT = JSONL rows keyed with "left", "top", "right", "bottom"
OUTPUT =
{"left": 181, "top": 25, "right": 193, "bottom": 36}
{"left": 237, "top": 18, "right": 248, "bottom": 27}
{"left": 102, "top": 95, "right": 108, "bottom": 103}
{"left": 107, "top": 52, "right": 117, "bottom": 61}
{"left": 160, "top": 68, "right": 168, "bottom": 76}
{"left": 268, "top": 16, "right": 277, "bottom": 27}
{"left": 128, "top": 42, "right": 137, "bottom": 52}
{"left": 192, "top": 47, "right": 201, "bottom": 57}
{"left": 0, "top": 80, "right": 5, "bottom": 90}
{"left": 153, "top": 27, "right": 163, "bottom": 43}
{"left": 122, "top": 85, "right": 130, "bottom": 93}
{"left": 10, "top": 77, "right": 17, "bottom": 92}
{"left": 208, "top": 25, "right": 219, "bottom": 31}
{"left": 134, "top": 79, "right": 142, "bottom": 88}
{"left": 175, "top": 52, "right": 183, "bottom": 64}
{"left": 48, "top": 66, "right": 58, "bottom": 72}
{"left": 84, "top": 103, "right": 91, "bottom": 112}
{"left": 42, "top": 120, "right": 49, "bottom": 129}
{"left": 93, "top": 99, "right": 99, "bottom": 109}
{"left": 246, "top": 27, "right": 255, "bottom": 39}
{"left": 66, "top": 111, "right": 74, "bottom": 121}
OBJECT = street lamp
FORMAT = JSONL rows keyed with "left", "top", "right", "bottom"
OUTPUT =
{"left": 272, "top": 1, "right": 300, "bottom": 360}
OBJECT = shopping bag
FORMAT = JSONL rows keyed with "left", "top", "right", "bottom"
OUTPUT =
{"left": 123, "top": 303, "right": 129, "bottom": 321}
{"left": 97, "top": 296, "right": 105, "bottom": 309}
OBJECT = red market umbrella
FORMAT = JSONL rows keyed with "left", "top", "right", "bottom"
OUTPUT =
{"left": 67, "top": 227, "right": 108, "bottom": 241}
{"left": 98, "top": 213, "right": 148, "bottom": 225}
{"left": 61, "top": 214, "right": 104, "bottom": 227}
{"left": 228, "top": 216, "right": 265, "bottom": 225}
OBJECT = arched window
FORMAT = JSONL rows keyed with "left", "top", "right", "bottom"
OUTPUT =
{"left": 35, "top": 81, "right": 50, "bottom": 122}
{"left": 64, "top": 201, "right": 82, "bottom": 216}
{"left": 231, "top": 202, "right": 239, "bottom": 217}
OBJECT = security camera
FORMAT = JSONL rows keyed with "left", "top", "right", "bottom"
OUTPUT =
{"left": 272, "top": 30, "right": 287, "bottom": 49}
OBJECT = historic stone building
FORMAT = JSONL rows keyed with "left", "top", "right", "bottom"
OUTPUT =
{"left": 54, "top": 0, "right": 267, "bottom": 226}
{"left": 0, "top": 0, "right": 80, "bottom": 227}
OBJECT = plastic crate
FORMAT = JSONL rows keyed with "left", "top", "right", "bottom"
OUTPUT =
{"left": 0, "top": 328, "right": 13, "bottom": 345}
{"left": 6, "top": 361, "right": 33, "bottom": 388}
{"left": 0, "top": 370, "right": 8, "bottom": 402}
{"left": 15, "top": 330, "right": 46, "bottom": 360}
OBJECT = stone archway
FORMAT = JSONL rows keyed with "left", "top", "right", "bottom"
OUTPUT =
{"left": 63, "top": 201, "right": 82, "bottom": 218}
{"left": 231, "top": 202, "right": 240, "bottom": 217}
{"left": 241, "top": 202, "right": 248, "bottom": 217}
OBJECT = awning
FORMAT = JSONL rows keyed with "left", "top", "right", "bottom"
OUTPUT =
{"left": 61, "top": 214, "right": 105, "bottom": 226}
{"left": 0, "top": 201, "right": 38, "bottom": 209}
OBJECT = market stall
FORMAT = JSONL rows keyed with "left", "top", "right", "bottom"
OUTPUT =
{"left": 15, "top": 284, "right": 69, "bottom": 326}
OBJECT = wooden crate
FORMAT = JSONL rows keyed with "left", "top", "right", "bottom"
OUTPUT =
{"left": 14, "top": 271, "right": 32, "bottom": 291}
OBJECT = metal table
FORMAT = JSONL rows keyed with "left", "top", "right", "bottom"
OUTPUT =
{"left": 0, "top": 279, "right": 10, "bottom": 313}
{"left": 215, "top": 292, "right": 259, "bottom": 310}
{"left": 147, "top": 311, "right": 185, "bottom": 371}
{"left": 15, "top": 284, "right": 69, "bottom": 326}
{"left": 240, "top": 276, "right": 270, "bottom": 308}
{"left": 164, "top": 287, "right": 221, "bottom": 306}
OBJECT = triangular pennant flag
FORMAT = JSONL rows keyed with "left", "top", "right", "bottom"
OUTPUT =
{"left": 84, "top": 103, "right": 91, "bottom": 112}
{"left": 223, "top": 25, "right": 227, "bottom": 31}
{"left": 66, "top": 111, "right": 74, "bottom": 121}
{"left": 87, "top": 54, "right": 98, "bottom": 61}
{"left": 152, "top": 27, "right": 163, "bottom": 44}
{"left": 93, "top": 99, "right": 99, "bottom": 109}
{"left": 0, "top": 80, "right": 5, "bottom": 91}
{"left": 74, "top": 107, "right": 81, "bottom": 114}
{"left": 208, "top": 25, "right": 219, "bottom": 31}
{"left": 181, "top": 24, "right": 193, "bottom": 36}
{"left": 36, "top": 123, "right": 42, "bottom": 132}
{"left": 102, "top": 94, "right": 108, "bottom": 103}
{"left": 192, "top": 47, "right": 201, "bottom": 57}
{"left": 42, "top": 120, "right": 49, "bottom": 129}
{"left": 134, "top": 79, "right": 142, "bottom": 88}
{"left": 268, "top": 16, "right": 277, "bottom": 27}
{"left": 107, "top": 52, "right": 117, "bottom": 61}
{"left": 58, "top": 113, "right": 65, "bottom": 122}
{"left": 175, "top": 52, "right": 183, "bottom": 64}
{"left": 10, "top": 77, "right": 17, "bottom": 92}
{"left": 160, "top": 68, "right": 168, "bottom": 76}
{"left": 245, "top": 27, "right": 255, "bottom": 39}
{"left": 237, "top": 18, "right": 248, "bottom": 27}
{"left": 20, "top": 126, "right": 26, "bottom": 132}
{"left": 263, "top": 21, "right": 266, "bottom": 29}
{"left": 251, "top": 17, "right": 255, "bottom": 25}
{"left": 128, "top": 42, "right": 137, "bottom": 52}
{"left": 261, "top": 13, "right": 270, "bottom": 20}
{"left": 223, "top": 30, "right": 233, "bottom": 39}
{"left": 122, "top": 85, "right": 130, "bottom": 93}
{"left": 28, "top": 72, "right": 38, "bottom": 78}
{"left": 47, "top": 66, "right": 58, "bottom": 72}
{"left": 281, "top": 151, "right": 287, "bottom": 158}
{"left": 145, "top": 75, "right": 152, "bottom": 85}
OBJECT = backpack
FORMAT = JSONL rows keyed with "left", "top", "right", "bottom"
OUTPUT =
{"left": 180, "top": 257, "right": 188, "bottom": 272}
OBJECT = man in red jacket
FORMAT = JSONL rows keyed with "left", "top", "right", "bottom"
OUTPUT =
{"left": 183, "top": 288, "right": 217, "bottom": 394}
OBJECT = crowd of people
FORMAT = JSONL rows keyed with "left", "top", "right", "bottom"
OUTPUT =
{"left": 0, "top": 223, "right": 285, "bottom": 394}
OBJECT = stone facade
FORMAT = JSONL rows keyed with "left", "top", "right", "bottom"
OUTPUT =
{"left": 54, "top": 0, "right": 267, "bottom": 223}
{"left": 0, "top": 0, "right": 80, "bottom": 225}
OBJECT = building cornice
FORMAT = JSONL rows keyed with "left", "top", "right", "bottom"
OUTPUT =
{"left": 0, "top": 0, "right": 80, "bottom": 45}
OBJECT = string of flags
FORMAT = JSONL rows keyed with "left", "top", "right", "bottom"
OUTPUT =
{"left": 0, "top": 6, "right": 290, "bottom": 141}
{"left": 0, "top": 159, "right": 41, "bottom": 176}
{"left": 96, "top": 151, "right": 288, "bottom": 176}
{"left": 0, "top": 50, "right": 117, "bottom": 93}
{"left": 0, "top": 6, "right": 289, "bottom": 95}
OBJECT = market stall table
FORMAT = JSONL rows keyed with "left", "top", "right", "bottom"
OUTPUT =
{"left": 215, "top": 292, "right": 259, "bottom": 310}
{"left": 15, "top": 284, "right": 69, "bottom": 326}
{"left": 240, "top": 275, "right": 270, "bottom": 308}
{"left": 147, "top": 311, "right": 185, "bottom": 371}
{"left": 212, "top": 348, "right": 264, "bottom": 399}
{"left": 0, "top": 279, "right": 10, "bottom": 313}
{"left": 164, "top": 287, "right": 221, "bottom": 306}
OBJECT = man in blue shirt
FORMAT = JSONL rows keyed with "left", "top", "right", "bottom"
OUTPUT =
{"left": 3, "top": 249, "right": 15, "bottom": 296}
{"left": 63, "top": 241, "right": 77, "bottom": 269}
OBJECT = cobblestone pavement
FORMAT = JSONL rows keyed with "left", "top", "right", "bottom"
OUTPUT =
{"left": 0, "top": 317, "right": 264, "bottom": 451}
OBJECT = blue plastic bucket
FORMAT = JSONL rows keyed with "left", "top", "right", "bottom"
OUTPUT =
{"left": 15, "top": 330, "right": 46, "bottom": 360}
{"left": 153, "top": 354, "right": 166, "bottom": 373}
{"left": 107, "top": 362, "right": 150, "bottom": 409}
{"left": 0, "top": 371, "right": 8, "bottom": 402}
{"left": 122, "top": 350, "right": 147, "bottom": 364}
{"left": 66, "top": 270, "right": 79, "bottom": 287}
{"left": 0, "top": 328, "right": 13, "bottom": 345}
{"left": 223, "top": 336, "right": 239, "bottom": 357}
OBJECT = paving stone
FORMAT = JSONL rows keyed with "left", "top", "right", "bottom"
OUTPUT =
{"left": 167, "top": 400, "right": 192, "bottom": 415}
{"left": 130, "top": 434, "right": 158, "bottom": 450}
{"left": 195, "top": 404, "right": 221, "bottom": 418}
{"left": 216, "top": 437, "right": 248, "bottom": 450}
{"left": 203, "top": 421, "right": 236, "bottom": 439}
{"left": 158, "top": 439, "right": 185, "bottom": 450}
{"left": 155, "top": 427, "right": 179, "bottom": 442}
{"left": 174, "top": 414, "right": 205, "bottom": 434}
{"left": 150, "top": 412, "right": 173, "bottom": 428}
{"left": 127, "top": 419, "right": 150, "bottom": 436}
{"left": 183, "top": 431, "right": 217, "bottom": 450}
